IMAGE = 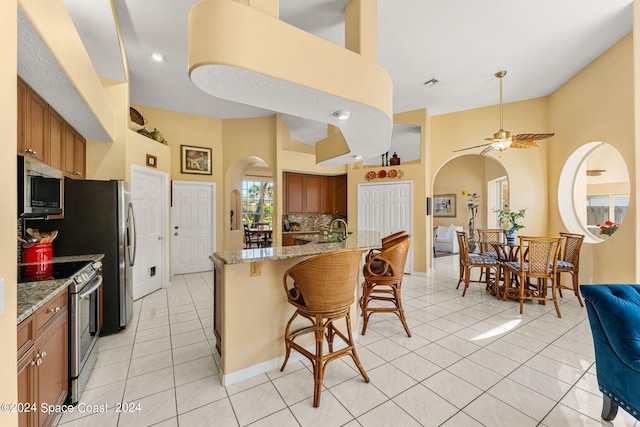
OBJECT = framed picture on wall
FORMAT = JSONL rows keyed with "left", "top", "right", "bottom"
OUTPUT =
{"left": 181, "top": 145, "right": 212, "bottom": 175}
{"left": 433, "top": 194, "right": 456, "bottom": 217}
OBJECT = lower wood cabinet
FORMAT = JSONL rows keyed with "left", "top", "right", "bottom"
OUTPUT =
{"left": 17, "top": 289, "right": 68, "bottom": 427}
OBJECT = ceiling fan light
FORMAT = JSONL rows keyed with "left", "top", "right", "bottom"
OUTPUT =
{"left": 491, "top": 138, "right": 511, "bottom": 151}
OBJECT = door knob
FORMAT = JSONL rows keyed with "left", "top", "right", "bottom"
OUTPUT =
{"left": 158, "top": 236, "right": 164, "bottom": 240}
{"left": 174, "top": 232, "right": 179, "bottom": 236}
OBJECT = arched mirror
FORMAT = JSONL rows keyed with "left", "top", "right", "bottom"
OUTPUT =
{"left": 559, "top": 142, "right": 629, "bottom": 243}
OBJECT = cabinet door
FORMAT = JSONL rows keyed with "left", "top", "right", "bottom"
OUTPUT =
{"left": 304, "top": 175, "right": 321, "bottom": 214}
{"left": 25, "top": 88, "right": 48, "bottom": 162}
{"left": 63, "top": 123, "right": 75, "bottom": 176}
{"left": 17, "top": 349, "right": 36, "bottom": 427}
{"left": 74, "top": 133, "right": 86, "bottom": 179}
{"left": 321, "top": 176, "right": 335, "bottom": 214}
{"left": 17, "top": 79, "right": 27, "bottom": 155}
{"left": 334, "top": 175, "right": 347, "bottom": 216}
{"left": 282, "top": 234, "right": 295, "bottom": 246}
{"left": 48, "top": 109, "right": 64, "bottom": 171}
{"left": 36, "top": 314, "right": 68, "bottom": 427}
{"left": 285, "top": 173, "right": 304, "bottom": 214}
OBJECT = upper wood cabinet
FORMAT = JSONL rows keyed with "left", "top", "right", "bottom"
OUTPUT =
{"left": 48, "top": 109, "right": 65, "bottom": 171}
{"left": 284, "top": 172, "right": 321, "bottom": 214}
{"left": 17, "top": 78, "right": 86, "bottom": 179}
{"left": 333, "top": 174, "right": 347, "bottom": 216}
{"left": 63, "top": 123, "right": 86, "bottom": 179}
{"left": 24, "top": 86, "right": 48, "bottom": 162}
{"left": 284, "top": 172, "right": 347, "bottom": 216}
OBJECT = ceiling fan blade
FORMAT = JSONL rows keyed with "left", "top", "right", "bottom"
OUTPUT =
{"left": 452, "top": 142, "right": 492, "bottom": 153}
{"left": 513, "top": 133, "right": 555, "bottom": 141}
{"left": 479, "top": 145, "right": 495, "bottom": 156}
{"left": 510, "top": 140, "right": 540, "bottom": 149}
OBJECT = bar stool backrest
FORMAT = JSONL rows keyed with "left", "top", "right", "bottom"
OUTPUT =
{"left": 284, "top": 249, "right": 363, "bottom": 313}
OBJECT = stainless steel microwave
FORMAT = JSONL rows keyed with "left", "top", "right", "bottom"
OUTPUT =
{"left": 18, "top": 156, "right": 63, "bottom": 218}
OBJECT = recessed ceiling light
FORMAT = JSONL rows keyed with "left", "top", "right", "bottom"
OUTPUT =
{"left": 333, "top": 110, "right": 351, "bottom": 120}
{"left": 352, "top": 154, "right": 363, "bottom": 160}
{"left": 151, "top": 52, "right": 165, "bottom": 62}
{"left": 423, "top": 78, "right": 439, "bottom": 87}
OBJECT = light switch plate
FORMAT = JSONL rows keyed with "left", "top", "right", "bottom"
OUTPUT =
{"left": 0, "top": 278, "right": 4, "bottom": 316}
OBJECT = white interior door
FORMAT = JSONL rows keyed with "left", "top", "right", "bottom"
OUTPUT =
{"left": 131, "top": 167, "right": 169, "bottom": 300}
{"left": 172, "top": 181, "right": 215, "bottom": 274}
{"left": 359, "top": 181, "right": 413, "bottom": 273}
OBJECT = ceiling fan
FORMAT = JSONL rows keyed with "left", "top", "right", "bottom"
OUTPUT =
{"left": 454, "top": 70, "right": 555, "bottom": 156}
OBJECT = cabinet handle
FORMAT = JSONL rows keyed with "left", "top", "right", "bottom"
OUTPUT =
{"left": 75, "top": 171, "right": 82, "bottom": 176}
{"left": 40, "top": 351, "right": 47, "bottom": 359}
{"left": 31, "top": 359, "right": 36, "bottom": 367}
{"left": 48, "top": 306, "right": 61, "bottom": 314}
{"left": 36, "top": 357, "right": 42, "bottom": 366}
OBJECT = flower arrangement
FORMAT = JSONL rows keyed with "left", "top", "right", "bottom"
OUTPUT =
{"left": 597, "top": 221, "right": 619, "bottom": 236}
{"left": 494, "top": 206, "right": 527, "bottom": 232}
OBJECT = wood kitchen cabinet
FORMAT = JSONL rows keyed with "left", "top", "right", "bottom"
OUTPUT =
{"left": 47, "top": 109, "right": 65, "bottom": 172}
{"left": 283, "top": 172, "right": 321, "bottom": 214}
{"left": 17, "top": 288, "right": 68, "bottom": 427}
{"left": 17, "top": 79, "right": 86, "bottom": 179}
{"left": 24, "top": 85, "right": 48, "bottom": 163}
{"left": 321, "top": 175, "right": 347, "bottom": 216}
{"left": 64, "top": 124, "right": 86, "bottom": 179}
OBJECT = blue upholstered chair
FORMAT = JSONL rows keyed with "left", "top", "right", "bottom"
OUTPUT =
{"left": 581, "top": 284, "right": 640, "bottom": 422}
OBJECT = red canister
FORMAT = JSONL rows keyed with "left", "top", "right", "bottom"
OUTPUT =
{"left": 23, "top": 243, "right": 53, "bottom": 279}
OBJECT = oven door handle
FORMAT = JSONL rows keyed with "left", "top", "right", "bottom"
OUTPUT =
{"left": 78, "top": 275, "right": 103, "bottom": 300}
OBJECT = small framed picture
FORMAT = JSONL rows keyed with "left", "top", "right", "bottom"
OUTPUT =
{"left": 181, "top": 145, "right": 212, "bottom": 175}
{"left": 434, "top": 194, "right": 456, "bottom": 217}
{"left": 146, "top": 154, "right": 157, "bottom": 168}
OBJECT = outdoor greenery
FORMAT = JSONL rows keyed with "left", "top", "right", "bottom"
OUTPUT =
{"left": 242, "top": 180, "right": 273, "bottom": 227}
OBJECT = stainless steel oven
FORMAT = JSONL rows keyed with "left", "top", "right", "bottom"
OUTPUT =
{"left": 68, "top": 260, "right": 102, "bottom": 405}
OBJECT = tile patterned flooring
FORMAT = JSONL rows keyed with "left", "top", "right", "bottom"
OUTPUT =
{"left": 55, "top": 254, "right": 639, "bottom": 426}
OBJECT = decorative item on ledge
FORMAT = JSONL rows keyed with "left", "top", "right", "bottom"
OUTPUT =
{"left": 365, "top": 169, "right": 404, "bottom": 181}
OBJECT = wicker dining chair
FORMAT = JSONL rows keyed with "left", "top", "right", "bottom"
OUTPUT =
{"left": 476, "top": 228, "right": 507, "bottom": 282}
{"left": 556, "top": 232, "right": 585, "bottom": 307}
{"left": 456, "top": 231, "right": 500, "bottom": 297}
{"left": 502, "top": 236, "right": 563, "bottom": 317}
{"left": 281, "top": 249, "right": 369, "bottom": 407}
{"left": 361, "top": 234, "right": 411, "bottom": 337}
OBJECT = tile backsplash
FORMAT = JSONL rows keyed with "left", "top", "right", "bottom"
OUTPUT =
{"left": 284, "top": 214, "right": 346, "bottom": 232}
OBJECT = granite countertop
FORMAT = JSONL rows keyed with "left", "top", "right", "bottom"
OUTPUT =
{"left": 212, "top": 230, "right": 381, "bottom": 265}
{"left": 17, "top": 254, "right": 105, "bottom": 324}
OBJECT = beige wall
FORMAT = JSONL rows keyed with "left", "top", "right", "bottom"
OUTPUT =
{"left": 548, "top": 33, "right": 636, "bottom": 283}
{"left": 1, "top": 1, "right": 18, "bottom": 424}
{"left": 431, "top": 97, "right": 551, "bottom": 236}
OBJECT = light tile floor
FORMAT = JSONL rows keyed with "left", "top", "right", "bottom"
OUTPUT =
{"left": 56, "top": 254, "right": 639, "bottom": 426}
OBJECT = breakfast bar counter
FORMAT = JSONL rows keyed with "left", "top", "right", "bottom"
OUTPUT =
{"left": 210, "top": 230, "right": 380, "bottom": 385}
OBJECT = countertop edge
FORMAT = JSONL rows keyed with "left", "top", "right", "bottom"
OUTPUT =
{"left": 211, "top": 230, "right": 381, "bottom": 265}
{"left": 17, "top": 254, "right": 105, "bottom": 324}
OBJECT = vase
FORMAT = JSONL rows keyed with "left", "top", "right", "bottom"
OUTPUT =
{"left": 505, "top": 229, "right": 517, "bottom": 245}
{"left": 467, "top": 214, "right": 477, "bottom": 252}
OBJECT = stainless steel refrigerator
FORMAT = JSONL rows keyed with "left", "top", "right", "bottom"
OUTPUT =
{"left": 56, "top": 178, "right": 137, "bottom": 335}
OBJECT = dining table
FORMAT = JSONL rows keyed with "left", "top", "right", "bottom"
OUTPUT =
{"left": 477, "top": 239, "right": 521, "bottom": 298}
{"left": 250, "top": 227, "right": 273, "bottom": 247}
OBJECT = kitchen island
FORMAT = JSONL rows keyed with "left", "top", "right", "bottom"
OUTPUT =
{"left": 210, "top": 230, "right": 380, "bottom": 385}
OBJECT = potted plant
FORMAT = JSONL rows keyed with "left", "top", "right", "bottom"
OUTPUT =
{"left": 597, "top": 221, "right": 619, "bottom": 238}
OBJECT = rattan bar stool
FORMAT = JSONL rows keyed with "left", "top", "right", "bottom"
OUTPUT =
{"left": 280, "top": 249, "right": 370, "bottom": 407}
{"left": 361, "top": 234, "right": 411, "bottom": 337}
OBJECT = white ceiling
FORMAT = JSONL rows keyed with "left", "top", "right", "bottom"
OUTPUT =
{"left": 56, "top": 0, "right": 632, "bottom": 161}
